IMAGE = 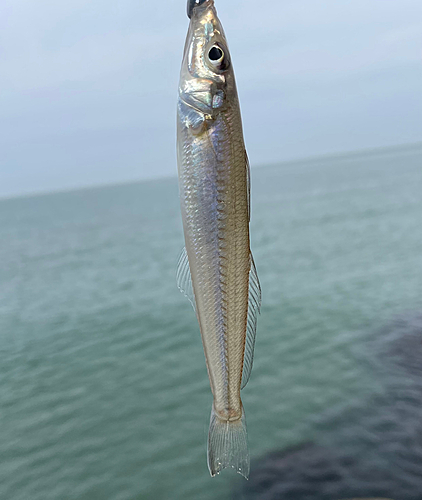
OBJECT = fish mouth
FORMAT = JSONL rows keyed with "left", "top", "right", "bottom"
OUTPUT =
{"left": 187, "top": 0, "right": 213, "bottom": 19}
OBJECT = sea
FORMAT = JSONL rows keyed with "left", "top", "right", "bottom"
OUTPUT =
{"left": 0, "top": 143, "right": 421, "bottom": 500}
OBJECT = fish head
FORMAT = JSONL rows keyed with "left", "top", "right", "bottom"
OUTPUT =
{"left": 179, "top": 0, "right": 235, "bottom": 117}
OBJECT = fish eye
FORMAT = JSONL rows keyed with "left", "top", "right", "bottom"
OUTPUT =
{"left": 208, "top": 46, "right": 224, "bottom": 63}
{"left": 206, "top": 44, "right": 230, "bottom": 71}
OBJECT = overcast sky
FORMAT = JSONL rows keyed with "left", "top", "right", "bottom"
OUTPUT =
{"left": 0, "top": 0, "right": 421, "bottom": 198}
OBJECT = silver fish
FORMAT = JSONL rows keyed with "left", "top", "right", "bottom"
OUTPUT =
{"left": 176, "top": 0, "right": 261, "bottom": 479}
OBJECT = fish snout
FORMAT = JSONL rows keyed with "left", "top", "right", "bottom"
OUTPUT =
{"left": 187, "top": 0, "right": 209, "bottom": 18}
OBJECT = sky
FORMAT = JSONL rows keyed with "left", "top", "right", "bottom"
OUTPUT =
{"left": 0, "top": 0, "right": 421, "bottom": 198}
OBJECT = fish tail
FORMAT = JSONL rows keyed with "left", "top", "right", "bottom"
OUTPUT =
{"left": 207, "top": 404, "right": 249, "bottom": 479}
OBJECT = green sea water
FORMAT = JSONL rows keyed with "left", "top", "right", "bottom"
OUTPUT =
{"left": 0, "top": 144, "right": 421, "bottom": 500}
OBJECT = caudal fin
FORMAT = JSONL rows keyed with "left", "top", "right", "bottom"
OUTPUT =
{"left": 207, "top": 405, "right": 249, "bottom": 479}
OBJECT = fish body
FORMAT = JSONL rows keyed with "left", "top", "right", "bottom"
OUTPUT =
{"left": 176, "top": 0, "right": 260, "bottom": 479}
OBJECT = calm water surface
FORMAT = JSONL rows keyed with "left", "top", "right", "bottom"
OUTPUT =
{"left": 0, "top": 144, "right": 421, "bottom": 499}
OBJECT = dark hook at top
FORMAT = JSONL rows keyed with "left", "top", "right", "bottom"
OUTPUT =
{"left": 187, "top": 0, "right": 208, "bottom": 18}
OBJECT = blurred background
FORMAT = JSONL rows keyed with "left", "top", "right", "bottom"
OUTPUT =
{"left": 0, "top": 0, "right": 421, "bottom": 499}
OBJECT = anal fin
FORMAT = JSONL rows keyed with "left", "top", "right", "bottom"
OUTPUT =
{"left": 176, "top": 247, "right": 196, "bottom": 311}
{"left": 241, "top": 254, "right": 261, "bottom": 389}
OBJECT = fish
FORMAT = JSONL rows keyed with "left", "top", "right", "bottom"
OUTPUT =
{"left": 176, "top": 0, "right": 261, "bottom": 479}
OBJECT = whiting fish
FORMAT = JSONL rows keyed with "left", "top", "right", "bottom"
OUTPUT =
{"left": 176, "top": 0, "right": 261, "bottom": 479}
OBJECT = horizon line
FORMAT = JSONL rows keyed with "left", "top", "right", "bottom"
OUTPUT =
{"left": 1, "top": 140, "right": 421, "bottom": 202}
